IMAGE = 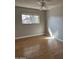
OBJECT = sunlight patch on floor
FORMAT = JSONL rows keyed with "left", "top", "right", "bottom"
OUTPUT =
{"left": 44, "top": 36, "right": 55, "bottom": 40}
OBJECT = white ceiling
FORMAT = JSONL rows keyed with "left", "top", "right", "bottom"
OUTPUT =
{"left": 15, "top": 0, "right": 63, "bottom": 10}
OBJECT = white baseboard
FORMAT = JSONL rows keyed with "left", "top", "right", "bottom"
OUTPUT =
{"left": 15, "top": 33, "right": 44, "bottom": 39}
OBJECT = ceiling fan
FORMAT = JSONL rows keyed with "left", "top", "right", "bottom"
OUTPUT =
{"left": 37, "top": 0, "right": 49, "bottom": 10}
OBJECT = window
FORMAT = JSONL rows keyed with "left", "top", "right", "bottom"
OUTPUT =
{"left": 22, "top": 14, "right": 40, "bottom": 24}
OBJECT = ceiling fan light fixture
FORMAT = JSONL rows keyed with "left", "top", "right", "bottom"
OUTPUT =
{"left": 40, "top": 0, "right": 48, "bottom": 10}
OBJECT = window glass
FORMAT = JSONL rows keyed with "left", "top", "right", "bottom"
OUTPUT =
{"left": 22, "top": 14, "right": 40, "bottom": 24}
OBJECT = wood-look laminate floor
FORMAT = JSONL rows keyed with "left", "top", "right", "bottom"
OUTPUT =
{"left": 15, "top": 36, "right": 63, "bottom": 59}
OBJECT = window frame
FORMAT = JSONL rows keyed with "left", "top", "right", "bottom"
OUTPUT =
{"left": 21, "top": 14, "right": 40, "bottom": 24}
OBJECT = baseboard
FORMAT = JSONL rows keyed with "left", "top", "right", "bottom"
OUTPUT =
{"left": 15, "top": 33, "right": 45, "bottom": 39}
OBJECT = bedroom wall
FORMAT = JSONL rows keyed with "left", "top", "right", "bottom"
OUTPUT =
{"left": 15, "top": 6, "right": 46, "bottom": 39}
{"left": 47, "top": 5, "right": 63, "bottom": 40}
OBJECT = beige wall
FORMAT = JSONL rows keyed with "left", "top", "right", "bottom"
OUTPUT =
{"left": 47, "top": 5, "right": 63, "bottom": 40}
{"left": 15, "top": 6, "right": 46, "bottom": 37}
